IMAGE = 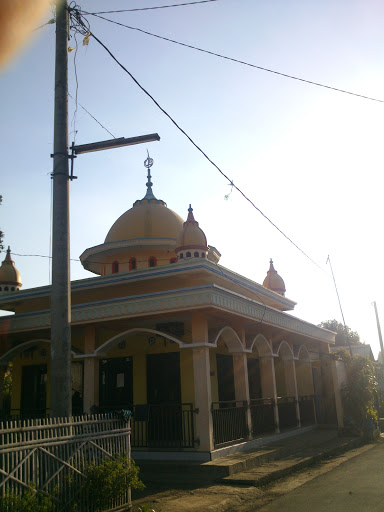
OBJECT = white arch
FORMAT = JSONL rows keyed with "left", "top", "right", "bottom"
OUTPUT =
{"left": 275, "top": 340, "right": 294, "bottom": 360}
{"left": 0, "top": 339, "right": 78, "bottom": 365}
{"left": 249, "top": 334, "right": 273, "bottom": 357}
{"left": 95, "top": 328, "right": 184, "bottom": 356}
{"left": 212, "top": 326, "right": 243, "bottom": 353}
{"left": 295, "top": 344, "right": 311, "bottom": 362}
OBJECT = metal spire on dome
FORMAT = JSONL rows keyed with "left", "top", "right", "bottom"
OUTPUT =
{"left": 143, "top": 150, "right": 157, "bottom": 201}
{"left": 187, "top": 204, "right": 195, "bottom": 222}
{"left": 5, "top": 246, "right": 13, "bottom": 263}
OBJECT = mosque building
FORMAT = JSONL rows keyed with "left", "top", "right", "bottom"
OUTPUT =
{"left": 0, "top": 157, "right": 337, "bottom": 460}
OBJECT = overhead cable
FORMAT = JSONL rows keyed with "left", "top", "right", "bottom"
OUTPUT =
{"left": 70, "top": 17, "right": 325, "bottom": 272}
{"left": 82, "top": 0, "right": 218, "bottom": 15}
{"left": 68, "top": 93, "right": 117, "bottom": 138}
{"left": 33, "top": 18, "right": 55, "bottom": 31}
{"left": 85, "top": 13, "right": 384, "bottom": 104}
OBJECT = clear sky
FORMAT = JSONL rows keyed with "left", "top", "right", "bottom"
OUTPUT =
{"left": 1, "top": 0, "right": 384, "bottom": 356}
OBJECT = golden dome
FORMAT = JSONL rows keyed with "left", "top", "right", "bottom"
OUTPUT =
{"left": 105, "top": 199, "right": 184, "bottom": 243}
{"left": 80, "top": 158, "right": 185, "bottom": 275}
{"left": 176, "top": 205, "right": 208, "bottom": 257}
{"left": 263, "top": 259, "right": 285, "bottom": 296}
{"left": 0, "top": 247, "right": 22, "bottom": 291}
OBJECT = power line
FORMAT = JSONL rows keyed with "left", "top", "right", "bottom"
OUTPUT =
{"left": 70, "top": 15, "right": 325, "bottom": 272}
{"left": 70, "top": 35, "right": 80, "bottom": 145}
{"left": 86, "top": 13, "right": 384, "bottom": 104}
{"left": 33, "top": 18, "right": 55, "bottom": 31}
{"left": 82, "top": 0, "right": 218, "bottom": 15}
{"left": 68, "top": 93, "right": 117, "bottom": 138}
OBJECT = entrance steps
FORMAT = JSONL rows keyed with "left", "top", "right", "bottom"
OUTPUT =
{"left": 136, "top": 428, "right": 362, "bottom": 487}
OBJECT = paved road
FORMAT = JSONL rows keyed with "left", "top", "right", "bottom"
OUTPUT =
{"left": 258, "top": 443, "right": 384, "bottom": 512}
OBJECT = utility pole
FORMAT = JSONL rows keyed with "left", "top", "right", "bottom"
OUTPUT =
{"left": 326, "top": 255, "right": 352, "bottom": 356}
{"left": 49, "top": 3, "right": 160, "bottom": 418}
{"left": 372, "top": 301, "right": 384, "bottom": 362}
{"left": 50, "top": 0, "right": 71, "bottom": 418}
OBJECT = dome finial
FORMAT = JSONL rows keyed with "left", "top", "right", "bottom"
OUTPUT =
{"left": 187, "top": 204, "right": 195, "bottom": 222}
{"left": 5, "top": 246, "right": 12, "bottom": 262}
{"left": 143, "top": 150, "right": 156, "bottom": 201}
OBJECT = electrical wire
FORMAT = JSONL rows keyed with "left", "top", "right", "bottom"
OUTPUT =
{"left": 33, "top": 18, "right": 55, "bottom": 31}
{"left": 71, "top": 19, "right": 325, "bottom": 272}
{"left": 68, "top": 93, "right": 117, "bottom": 139}
{"left": 70, "top": 35, "right": 80, "bottom": 145}
{"left": 85, "top": 13, "right": 384, "bottom": 104}
{"left": 82, "top": 1, "right": 218, "bottom": 15}
{"left": 13, "top": 254, "right": 190, "bottom": 265}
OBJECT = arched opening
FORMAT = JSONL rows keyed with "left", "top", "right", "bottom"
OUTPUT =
{"left": 179, "top": 253, "right": 184, "bottom": 259}
{"left": 186, "top": 251, "right": 191, "bottom": 258}
{"left": 194, "top": 251, "right": 199, "bottom": 257}
{"left": 112, "top": 261, "right": 119, "bottom": 274}
{"left": 149, "top": 256, "right": 157, "bottom": 268}
{"left": 4, "top": 287, "right": 9, "bottom": 291}
{"left": 129, "top": 257, "right": 136, "bottom": 271}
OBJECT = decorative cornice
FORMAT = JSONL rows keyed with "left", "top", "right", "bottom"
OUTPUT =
{"left": 0, "top": 259, "right": 296, "bottom": 311}
{"left": 0, "top": 284, "right": 334, "bottom": 344}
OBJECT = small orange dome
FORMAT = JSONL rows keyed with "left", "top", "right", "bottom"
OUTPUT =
{"left": 175, "top": 205, "right": 208, "bottom": 256}
{"left": 263, "top": 259, "right": 285, "bottom": 296}
{"left": 0, "top": 247, "right": 22, "bottom": 292}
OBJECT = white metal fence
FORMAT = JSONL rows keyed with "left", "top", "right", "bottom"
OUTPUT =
{"left": 0, "top": 413, "right": 131, "bottom": 511}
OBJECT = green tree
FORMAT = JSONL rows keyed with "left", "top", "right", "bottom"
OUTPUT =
{"left": 339, "top": 352, "right": 378, "bottom": 438}
{"left": 318, "top": 319, "right": 362, "bottom": 347}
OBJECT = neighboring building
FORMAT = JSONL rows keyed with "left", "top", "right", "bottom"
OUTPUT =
{"left": 0, "top": 159, "right": 337, "bottom": 461}
{"left": 330, "top": 344, "right": 375, "bottom": 362}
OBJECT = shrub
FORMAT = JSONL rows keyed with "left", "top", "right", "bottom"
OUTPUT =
{"left": 71, "top": 455, "right": 144, "bottom": 511}
{"left": 135, "top": 505, "right": 162, "bottom": 512}
{"left": 0, "top": 484, "right": 54, "bottom": 512}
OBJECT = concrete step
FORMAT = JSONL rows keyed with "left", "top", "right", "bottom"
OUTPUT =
{"left": 221, "top": 436, "right": 362, "bottom": 486}
{"left": 136, "top": 429, "right": 362, "bottom": 487}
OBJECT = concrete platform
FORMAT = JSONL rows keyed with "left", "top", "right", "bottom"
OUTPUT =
{"left": 137, "top": 428, "right": 362, "bottom": 487}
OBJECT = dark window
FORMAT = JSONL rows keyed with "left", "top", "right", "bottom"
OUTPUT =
{"left": 216, "top": 354, "right": 235, "bottom": 403}
{"left": 11, "top": 287, "right": 15, "bottom": 291}
{"left": 170, "top": 258, "right": 177, "bottom": 264}
{"left": 4, "top": 287, "right": 8, "bottom": 291}
{"left": 201, "top": 253, "right": 205, "bottom": 258}
{"left": 129, "top": 258, "right": 136, "bottom": 270}
{"left": 247, "top": 358, "right": 262, "bottom": 399}
{"left": 179, "top": 253, "right": 184, "bottom": 259}
{"left": 149, "top": 256, "right": 157, "bottom": 267}
{"left": 186, "top": 252, "right": 191, "bottom": 258}
{"left": 21, "top": 365, "right": 47, "bottom": 417}
{"left": 194, "top": 251, "right": 199, "bottom": 257}
{"left": 112, "top": 261, "right": 119, "bottom": 274}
